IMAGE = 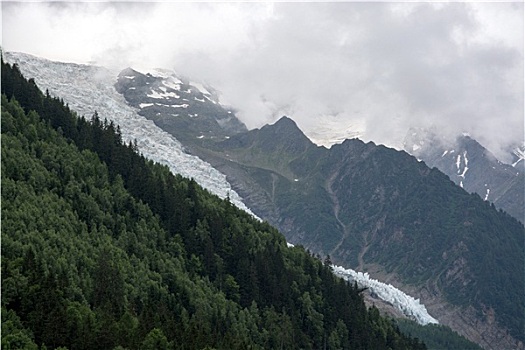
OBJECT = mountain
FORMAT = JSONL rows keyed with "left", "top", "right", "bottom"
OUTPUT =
{"left": 6, "top": 51, "right": 521, "bottom": 350}
{"left": 2, "top": 57, "right": 428, "bottom": 350}
{"left": 403, "top": 128, "right": 524, "bottom": 222}
{"left": 179, "top": 117, "right": 524, "bottom": 349}
{"left": 4, "top": 52, "right": 451, "bottom": 331}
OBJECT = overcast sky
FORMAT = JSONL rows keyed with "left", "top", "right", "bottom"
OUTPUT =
{"left": 2, "top": 1, "right": 523, "bottom": 161}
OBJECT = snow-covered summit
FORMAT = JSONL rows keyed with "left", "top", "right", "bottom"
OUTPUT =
{"left": 5, "top": 51, "right": 258, "bottom": 218}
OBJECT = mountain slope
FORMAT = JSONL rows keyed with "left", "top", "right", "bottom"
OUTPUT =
{"left": 404, "top": 128, "right": 524, "bottom": 222}
{"left": 2, "top": 58, "right": 428, "bottom": 350}
{"left": 188, "top": 117, "right": 524, "bottom": 350}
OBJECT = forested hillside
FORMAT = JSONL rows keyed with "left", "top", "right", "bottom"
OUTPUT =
{"left": 1, "top": 58, "right": 427, "bottom": 349}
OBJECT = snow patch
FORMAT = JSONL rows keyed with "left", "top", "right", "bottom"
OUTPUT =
{"left": 147, "top": 89, "right": 180, "bottom": 99}
{"left": 162, "top": 78, "right": 182, "bottom": 91}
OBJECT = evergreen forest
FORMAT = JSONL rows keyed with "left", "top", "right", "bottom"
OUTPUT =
{"left": 1, "top": 58, "right": 429, "bottom": 349}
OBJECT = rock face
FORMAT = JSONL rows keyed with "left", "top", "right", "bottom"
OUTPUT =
{"left": 404, "top": 128, "right": 524, "bottom": 223}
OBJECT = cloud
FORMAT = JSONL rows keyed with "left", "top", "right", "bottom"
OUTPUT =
{"left": 2, "top": 2, "right": 523, "bottom": 161}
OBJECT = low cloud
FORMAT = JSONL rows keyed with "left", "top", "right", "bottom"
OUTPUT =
{"left": 2, "top": 2, "right": 523, "bottom": 161}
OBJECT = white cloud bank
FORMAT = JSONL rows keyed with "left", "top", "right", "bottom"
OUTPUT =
{"left": 2, "top": 2, "right": 523, "bottom": 161}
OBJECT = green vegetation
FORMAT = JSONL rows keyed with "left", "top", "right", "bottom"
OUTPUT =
{"left": 199, "top": 114, "right": 525, "bottom": 344}
{"left": 1, "top": 58, "right": 426, "bottom": 349}
{"left": 396, "top": 319, "right": 483, "bottom": 350}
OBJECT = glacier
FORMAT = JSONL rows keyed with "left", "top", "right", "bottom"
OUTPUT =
{"left": 7, "top": 51, "right": 440, "bottom": 327}
{"left": 5, "top": 52, "right": 258, "bottom": 218}
{"left": 332, "top": 265, "right": 439, "bottom": 325}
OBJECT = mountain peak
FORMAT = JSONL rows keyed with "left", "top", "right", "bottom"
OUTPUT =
{"left": 273, "top": 115, "right": 298, "bottom": 127}
{"left": 257, "top": 116, "right": 313, "bottom": 151}
{"left": 263, "top": 116, "right": 307, "bottom": 138}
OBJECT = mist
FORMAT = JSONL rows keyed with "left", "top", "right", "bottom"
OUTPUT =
{"left": 2, "top": 2, "right": 523, "bottom": 162}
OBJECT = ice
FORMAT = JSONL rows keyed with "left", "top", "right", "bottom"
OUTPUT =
{"left": 332, "top": 265, "right": 439, "bottom": 325}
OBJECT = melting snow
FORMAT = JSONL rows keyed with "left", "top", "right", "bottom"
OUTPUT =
{"left": 484, "top": 188, "right": 490, "bottom": 201}
{"left": 442, "top": 150, "right": 448, "bottom": 157}
{"left": 332, "top": 266, "right": 439, "bottom": 325}
{"left": 139, "top": 103, "right": 154, "bottom": 108}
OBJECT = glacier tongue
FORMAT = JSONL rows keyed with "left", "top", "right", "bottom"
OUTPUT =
{"left": 8, "top": 52, "right": 440, "bottom": 325}
{"left": 332, "top": 265, "right": 439, "bottom": 325}
{"left": 6, "top": 52, "right": 258, "bottom": 219}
